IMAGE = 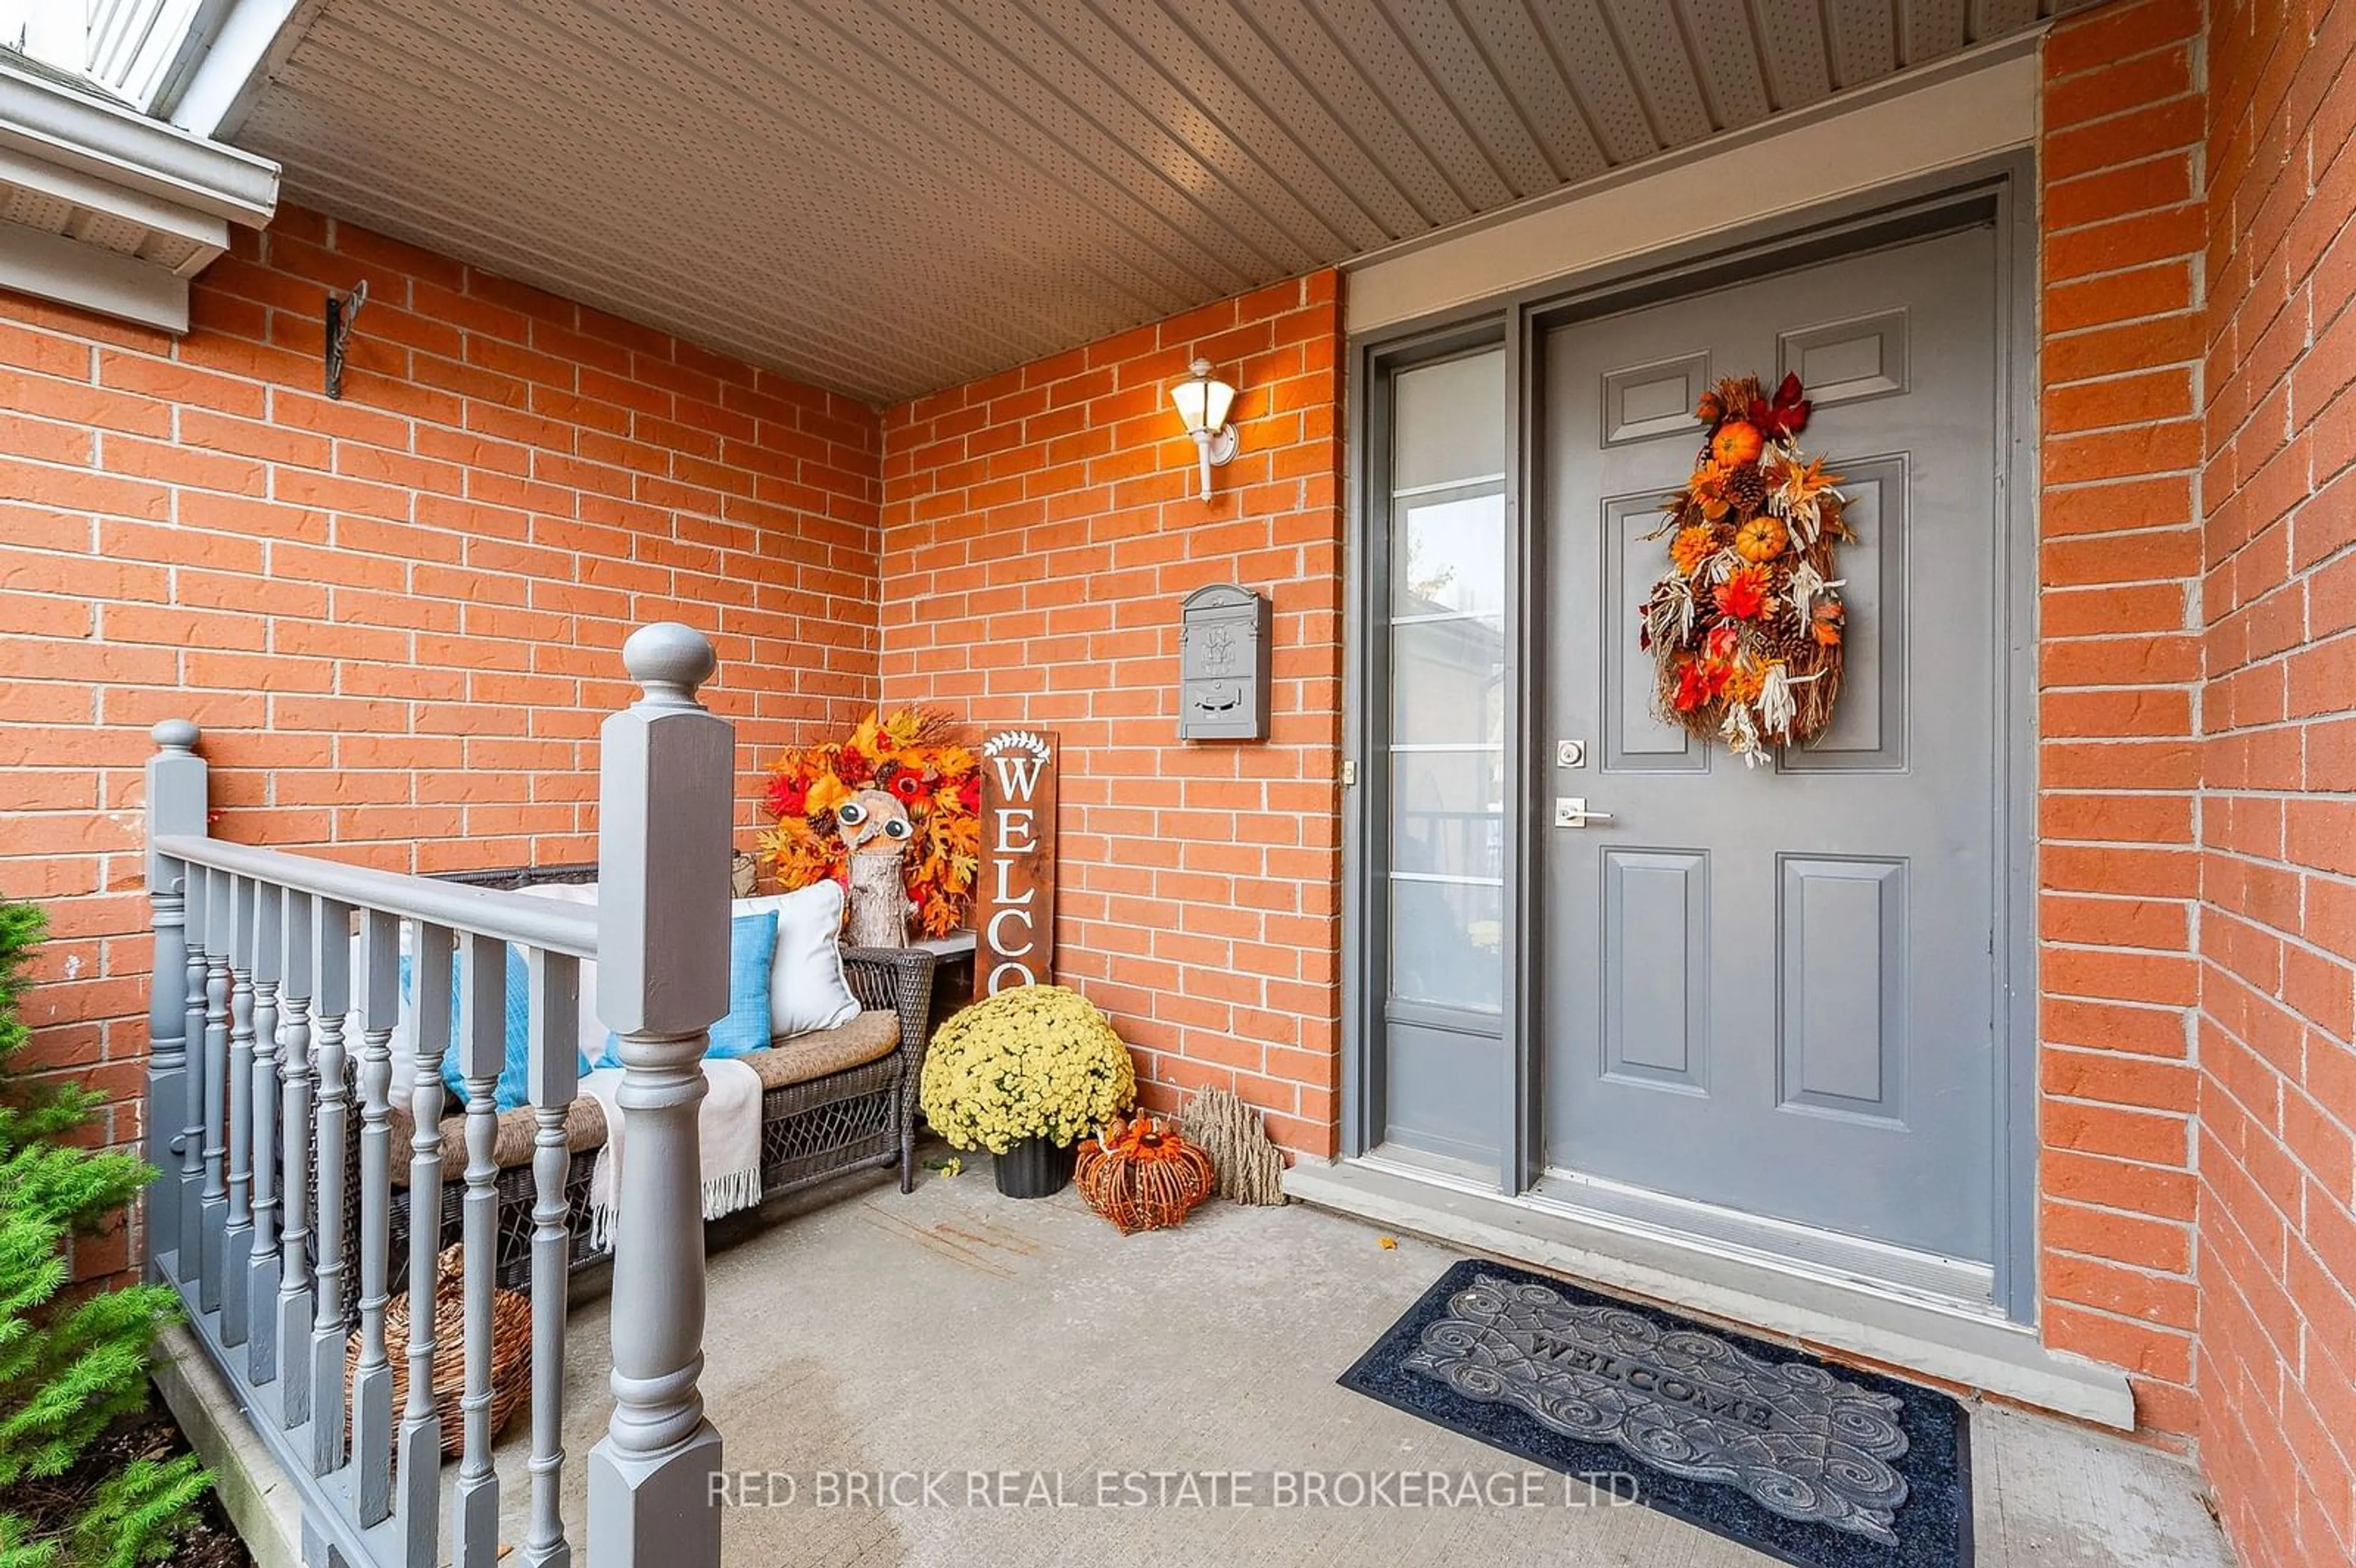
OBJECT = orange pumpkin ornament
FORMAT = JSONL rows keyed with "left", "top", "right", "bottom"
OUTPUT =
{"left": 1075, "top": 1116, "right": 1215, "bottom": 1235}
{"left": 1733, "top": 514, "right": 1788, "bottom": 563}
{"left": 1710, "top": 420, "right": 1765, "bottom": 469}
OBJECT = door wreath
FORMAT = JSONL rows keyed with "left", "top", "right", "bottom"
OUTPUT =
{"left": 1638, "top": 372, "right": 1851, "bottom": 766}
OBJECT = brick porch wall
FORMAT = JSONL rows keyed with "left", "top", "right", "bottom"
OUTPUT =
{"left": 876, "top": 276, "right": 1346, "bottom": 1154}
{"left": 2195, "top": 0, "right": 2356, "bottom": 1555}
{"left": 2035, "top": 0, "right": 2211, "bottom": 1439}
{"left": 0, "top": 206, "right": 882, "bottom": 1183}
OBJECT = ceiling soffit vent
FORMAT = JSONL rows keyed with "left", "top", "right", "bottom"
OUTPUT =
{"left": 0, "top": 50, "right": 279, "bottom": 332}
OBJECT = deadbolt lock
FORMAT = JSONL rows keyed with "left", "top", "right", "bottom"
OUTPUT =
{"left": 1556, "top": 739, "right": 1587, "bottom": 768}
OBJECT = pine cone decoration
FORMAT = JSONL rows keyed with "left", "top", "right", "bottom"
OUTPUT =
{"left": 1760, "top": 611, "right": 1813, "bottom": 663}
{"left": 1722, "top": 461, "right": 1768, "bottom": 516}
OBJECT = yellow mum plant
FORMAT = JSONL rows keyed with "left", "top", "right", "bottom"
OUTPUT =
{"left": 919, "top": 985, "right": 1136, "bottom": 1154}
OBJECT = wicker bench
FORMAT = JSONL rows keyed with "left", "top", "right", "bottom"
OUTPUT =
{"left": 374, "top": 868, "right": 937, "bottom": 1291}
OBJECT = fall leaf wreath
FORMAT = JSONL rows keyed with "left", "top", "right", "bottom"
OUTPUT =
{"left": 759, "top": 707, "right": 982, "bottom": 937}
{"left": 1638, "top": 371, "right": 1851, "bottom": 766}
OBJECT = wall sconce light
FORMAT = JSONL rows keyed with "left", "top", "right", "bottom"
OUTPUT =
{"left": 1169, "top": 357, "right": 1238, "bottom": 498}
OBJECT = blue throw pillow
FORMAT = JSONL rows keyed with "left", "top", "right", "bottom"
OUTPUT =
{"left": 404, "top": 948, "right": 592, "bottom": 1113}
{"left": 595, "top": 909, "right": 777, "bottom": 1066}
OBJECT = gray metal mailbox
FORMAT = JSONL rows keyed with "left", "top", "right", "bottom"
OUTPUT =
{"left": 1177, "top": 583, "right": 1272, "bottom": 740}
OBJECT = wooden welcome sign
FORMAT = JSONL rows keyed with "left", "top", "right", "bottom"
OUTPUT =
{"left": 977, "top": 729, "right": 1058, "bottom": 995}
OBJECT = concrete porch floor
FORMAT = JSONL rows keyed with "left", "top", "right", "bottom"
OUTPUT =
{"left": 503, "top": 1152, "right": 2230, "bottom": 1567}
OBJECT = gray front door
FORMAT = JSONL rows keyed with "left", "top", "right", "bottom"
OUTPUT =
{"left": 1539, "top": 223, "right": 2002, "bottom": 1272}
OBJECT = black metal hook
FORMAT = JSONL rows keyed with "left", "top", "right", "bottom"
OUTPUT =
{"left": 324, "top": 280, "right": 368, "bottom": 400}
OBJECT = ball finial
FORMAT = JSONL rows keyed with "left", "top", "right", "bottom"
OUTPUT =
{"left": 150, "top": 718, "right": 200, "bottom": 753}
{"left": 621, "top": 623, "right": 717, "bottom": 704}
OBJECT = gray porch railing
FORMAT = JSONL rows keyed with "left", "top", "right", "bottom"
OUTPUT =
{"left": 143, "top": 625, "right": 731, "bottom": 1568}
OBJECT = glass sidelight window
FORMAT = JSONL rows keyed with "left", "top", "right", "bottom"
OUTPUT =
{"left": 1370, "top": 342, "right": 1509, "bottom": 1169}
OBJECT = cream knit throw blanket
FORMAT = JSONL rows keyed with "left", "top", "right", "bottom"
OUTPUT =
{"left": 578, "top": 1058, "right": 764, "bottom": 1251}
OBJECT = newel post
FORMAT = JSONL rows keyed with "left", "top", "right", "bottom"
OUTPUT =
{"left": 586, "top": 624, "right": 731, "bottom": 1568}
{"left": 144, "top": 720, "right": 207, "bottom": 1270}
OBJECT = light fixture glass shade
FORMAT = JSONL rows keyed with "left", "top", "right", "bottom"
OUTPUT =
{"left": 1171, "top": 358, "right": 1236, "bottom": 435}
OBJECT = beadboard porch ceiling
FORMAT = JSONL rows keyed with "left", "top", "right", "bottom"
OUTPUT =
{"left": 229, "top": 0, "right": 2094, "bottom": 405}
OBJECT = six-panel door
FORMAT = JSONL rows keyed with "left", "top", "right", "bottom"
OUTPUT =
{"left": 1538, "top": 224, "right": 2003, "bottom": 1268}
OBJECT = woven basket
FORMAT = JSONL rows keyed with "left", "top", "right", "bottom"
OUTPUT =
{"left": 350, "top": 1245, "right": 534, "bottom": 1461}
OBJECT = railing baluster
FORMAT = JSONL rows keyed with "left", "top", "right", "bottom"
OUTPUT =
{"left": 144, "top": 720, "right": 206, "bottom": 1270}
{"left": 221, "top": 877, "right": 257, "bottom": 1347}
{"left": 589, "top": 625, "right": 731, "bottom": 1568}
{"left": 146, "top": 861, "right": 188, "bottom": 1268}
{"left": 200, "top": 870, "right": 233, "bottom": 1313}
{"left": 309, "top": 898, "right": 354, "bottom": 1478}
{"left": 179, "top": 866, "right": 210, "bottom": 1282}
{"left": 248, "top": 886, "right": 284, "bottom": 1383}
{"left": 350, "top": 909, "right": 401, "bottom": 1528}
{"left": 453, "top": 932, "right": 505, "bottom": 1568}
{"left": 277, "top": 890, "right": 317, "bottom": 1429}
{"left": 396, "top": 922, "right": 453, "bottom": 1568}
{"left": 519, "top": 949, "right": 579, "bottom": 1568}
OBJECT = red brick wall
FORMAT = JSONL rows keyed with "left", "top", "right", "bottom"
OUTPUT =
{"left": 9, "top": 17, "right": 2352, "bottom": 1494}
{"left": 876, "top": 275, "right": 1345, "bottom": 1154}
{"left": 0, "top": 205, "right": 881, "bottom": 1156}
{"left": 2195, "top": 0, "right": 2356, "bottom": 1554}
{"left": 2035, "top": 0, "right": 2210, "bottom": 1439}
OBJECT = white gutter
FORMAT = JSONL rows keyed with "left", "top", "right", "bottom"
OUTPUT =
{"left": 0, "top": 50, "right": 277, "bottom": 331}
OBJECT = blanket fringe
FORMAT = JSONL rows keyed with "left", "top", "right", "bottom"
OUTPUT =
{"left": 587, "top": 1163, "right": 764, "bottom": 1253}
{"left": 703, "top": 1166, "right": 761, "bottom": 1221}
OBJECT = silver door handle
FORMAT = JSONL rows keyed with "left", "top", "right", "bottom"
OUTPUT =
{"left": 1553, "top": 796, "right": 1615, "bottom": 829}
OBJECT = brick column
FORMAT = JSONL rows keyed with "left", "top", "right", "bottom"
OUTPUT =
{"left": 2195, "top": 0, "right": 2356, "bottom": 1557}
{"left": 2035, "top": 0, "right": 2209, "bottom": 1436}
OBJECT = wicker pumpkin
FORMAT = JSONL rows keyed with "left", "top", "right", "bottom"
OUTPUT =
{"left": 1733, "top": 513, "right": 1788, "bottom": 563}
{"left": 349, "top": 1245, "right": 533, "bottom": 1461}
{"left": 1075, "top": 1116, "right": 1214, "bottom": 1235}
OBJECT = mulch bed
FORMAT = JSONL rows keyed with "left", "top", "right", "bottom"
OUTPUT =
{"left": 3, "top": 1395, "right": 251, "bottom": 1568}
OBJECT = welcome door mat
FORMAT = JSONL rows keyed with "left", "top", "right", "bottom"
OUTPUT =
{"left": 1339, "top": 1259, "right": 1971, "bottom": 1568}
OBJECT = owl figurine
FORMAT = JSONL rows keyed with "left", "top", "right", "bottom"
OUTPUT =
{"left": 836, "top": 788, "right": 914, "bottom": 948}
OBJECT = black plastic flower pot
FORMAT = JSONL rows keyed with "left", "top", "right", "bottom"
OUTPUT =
{"left": 994, "top": 1134, "right": 1076, "bottom": 1199}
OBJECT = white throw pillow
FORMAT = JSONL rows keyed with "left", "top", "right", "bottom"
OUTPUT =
{"left": 511, "top": 882, "right": 607, "bottom": 1052}
{"left": 733, "top": 883, "right": 862, "bottom": 1039}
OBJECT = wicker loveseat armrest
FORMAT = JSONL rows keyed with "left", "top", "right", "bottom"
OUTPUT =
{"left": 841, "top": 945, "right": 939, "bottom": 1196}
{"left": 841, "top": 945, "right": 939, "bottom": 1060}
